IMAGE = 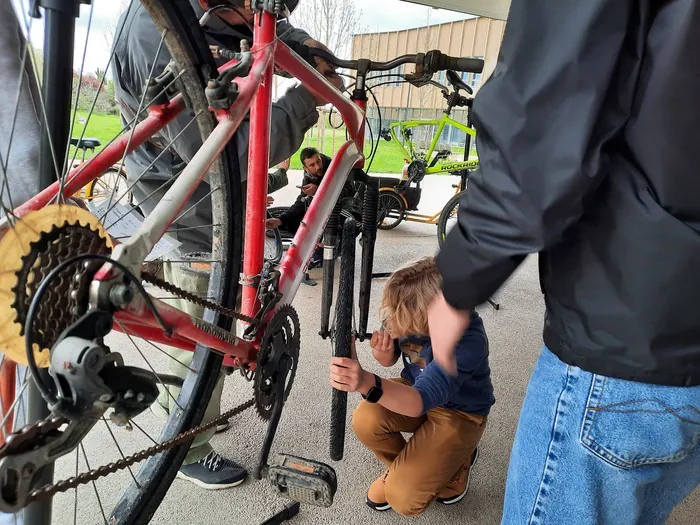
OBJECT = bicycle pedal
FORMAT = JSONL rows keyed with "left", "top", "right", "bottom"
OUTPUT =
{"left": 267, "top": 454, "right": 337, "bottom": 508}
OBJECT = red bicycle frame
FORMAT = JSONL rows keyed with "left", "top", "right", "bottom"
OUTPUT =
{"left": 7, "top": 11, "right": 366, "bottom": 369}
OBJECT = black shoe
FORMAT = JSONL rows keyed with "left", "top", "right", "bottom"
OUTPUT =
{"left": 301, "top": 273, "right": 317, "bottom": 286}
{"left": 177, "top": 451, "right": 247, "bottom": 490}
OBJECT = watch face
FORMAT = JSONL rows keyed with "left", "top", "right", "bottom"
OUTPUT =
{"left": 366, "top": 386, "right": 382, "bottom": 403}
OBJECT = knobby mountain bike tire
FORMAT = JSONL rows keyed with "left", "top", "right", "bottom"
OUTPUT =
{"left": 329, "top": 219, "right": 356, "bottom": 461}
{"left": 106, "top": 1, "right": 243, "bottom": 522}
{"left": 437, "top": 190, "right": 465, "bottom": 248}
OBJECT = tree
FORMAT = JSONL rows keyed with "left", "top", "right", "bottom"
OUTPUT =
{"left": 291, "top": 0, "right": 365, "bottom": 58}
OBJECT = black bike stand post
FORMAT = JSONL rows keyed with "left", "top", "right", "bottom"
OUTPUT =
{"left": 25, "top": 1, "right": 82, "bottom": 524}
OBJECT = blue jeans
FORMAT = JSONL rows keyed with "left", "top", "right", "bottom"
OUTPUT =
{"left": 503, "top": 347, "right": 700, "bottom": 525}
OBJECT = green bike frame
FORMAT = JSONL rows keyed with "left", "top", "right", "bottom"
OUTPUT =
{"left": 388, "top": 113, "right": 478, "bottom": 174}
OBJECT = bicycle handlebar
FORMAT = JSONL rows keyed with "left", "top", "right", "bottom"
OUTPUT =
{"left": 306, "top": 48, "right": 484, "bottom": 75}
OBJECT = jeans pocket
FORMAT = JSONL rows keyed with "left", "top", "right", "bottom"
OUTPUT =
{"left": 580, "top": 375, "right": 700, "bottom": 469}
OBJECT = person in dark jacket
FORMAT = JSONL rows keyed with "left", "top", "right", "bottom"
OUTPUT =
{"left": 428, "top": 1, "right": 700, "bottom": 524}
{"left": 265, "top": 147, "right": 358, "bottom": 233}
{"left": 266, "top": 147, "right": 361, "bottom": 284}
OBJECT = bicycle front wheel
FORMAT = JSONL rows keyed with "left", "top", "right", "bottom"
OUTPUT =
{"left": 437, "top": 190, "right": 465, "bottom": 247}
{"left": 0, "top": 0, "right": 242, "bottom": 523}
{"left": 329, "top": 219, "right": 356, "bottom": 461}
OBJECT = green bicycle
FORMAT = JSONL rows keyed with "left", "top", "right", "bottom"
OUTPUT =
{"left": 378, "top": 70, "right": 476, "bottom": 245}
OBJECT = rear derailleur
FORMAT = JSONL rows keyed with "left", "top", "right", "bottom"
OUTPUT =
{"left": 0, "top": 309, "right": 170, "bottom": 513}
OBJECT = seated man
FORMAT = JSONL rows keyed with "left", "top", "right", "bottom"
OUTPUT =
{"left": 265, "top": 147, "right": 362, "bottom": 282}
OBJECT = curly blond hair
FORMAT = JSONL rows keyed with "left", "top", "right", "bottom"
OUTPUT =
{"left": 381, "top": 257, "right": 441, "bottom": 338}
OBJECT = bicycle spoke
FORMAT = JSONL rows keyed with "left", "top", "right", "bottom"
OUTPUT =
{"left": 173, "top": 187, "right": 219, "bottom": 225}
{"left": 65, "top": 0, "right": 138, "bottom": 173}
{"left": 73, "top": 448, "right": 79, "bottom": 525}
{"left": 129, "top": 418, "right": 159, "bottom": 446}
{"left": 101, "top": 417, "right": 140, "bottom": 489}
{"left": 79, "top": 443, "right": 108, "bottom": 525}
{"left": 98, "top": 111, "right": 201, "bottom": 222}
{"left": 141, "top": 339, "right": 194, "bottom": 374}
{"left": 104, "top": 177, "right": 177, "bottom": 230}
{"left": 59, "top": 68, "right": 186, "bottom": 200}
{"left": 0, "top": 371, "right": 29, "bottom": 432}
{"left": 105, "top": 29, "right": 168, "bottom": 213}
{"left": 115, "top": 319, "right": 183, "bottom": 412}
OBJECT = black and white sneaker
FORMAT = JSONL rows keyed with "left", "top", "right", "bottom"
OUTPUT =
{"left": 437, "top": 447, "right": 479, "bottom": 505}
{"left": 177, "top": 451, "right": 248, "bottom": 490}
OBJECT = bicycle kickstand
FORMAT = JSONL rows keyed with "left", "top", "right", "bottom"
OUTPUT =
{"left": 260, "top": 501, "right": 300, "bottom": 525}
{"left": 487, "top": 297, "right": 500, "bottom": 310}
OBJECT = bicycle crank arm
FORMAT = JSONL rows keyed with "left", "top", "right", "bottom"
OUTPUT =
{"left": 254, "top": 354, "right": 291, "bottom": 480}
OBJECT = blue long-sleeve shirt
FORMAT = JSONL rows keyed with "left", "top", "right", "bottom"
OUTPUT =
{"left": 398, "top": 312, "right": 494, "bottom": 416}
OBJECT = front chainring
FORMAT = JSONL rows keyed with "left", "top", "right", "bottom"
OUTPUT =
{"left": 254, "top": 305, "right": 300, "bottom": 420}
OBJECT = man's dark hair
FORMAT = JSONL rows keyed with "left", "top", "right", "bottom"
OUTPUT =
{"left": 300, "top": 147, "right": 320, "bottom": 165}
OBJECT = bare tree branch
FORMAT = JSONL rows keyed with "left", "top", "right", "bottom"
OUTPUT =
{"left": 292, "top": 0, "right": 366, "bottom": 58}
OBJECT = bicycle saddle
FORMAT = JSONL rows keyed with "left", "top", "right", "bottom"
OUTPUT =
{"left": 69, "top": 137, "right": 101, "bottom": 150}
{"left": 446, "top": 70, "right": 473, "bottom": 95}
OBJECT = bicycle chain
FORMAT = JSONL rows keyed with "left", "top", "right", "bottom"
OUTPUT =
{"left": 23, "top": 399, "right": 255, "bottom": 506}
{"left": 141, "top": 270, "right": 258, "bottom": 325}
{"left": 5, "top": 253, "right": 263, "bottom": 504}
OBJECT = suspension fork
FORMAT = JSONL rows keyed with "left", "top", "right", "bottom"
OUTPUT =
{"left": 357, "top": 178, "right": 378, "bottom": 341}
{"left": 319, "top": 204, "right": 341, "bottom": 339}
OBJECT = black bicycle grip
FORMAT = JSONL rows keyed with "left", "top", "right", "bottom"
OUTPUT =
{"left": 447, "top": 56, "right": 484, "bottom": 74}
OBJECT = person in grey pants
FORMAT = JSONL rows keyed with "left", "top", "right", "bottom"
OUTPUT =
{"left": 113, "top": 0, "right": 342, "bottom": 490}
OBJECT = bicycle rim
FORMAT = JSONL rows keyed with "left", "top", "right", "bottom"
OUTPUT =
{"left": 0, "top": 0, "right": 242, "bottom": 523}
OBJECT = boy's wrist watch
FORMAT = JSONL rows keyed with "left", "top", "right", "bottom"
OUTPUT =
{"left": 362, "top": 374, "right": 383, "bottom": 403}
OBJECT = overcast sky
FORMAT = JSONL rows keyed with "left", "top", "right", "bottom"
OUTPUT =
{"left": 13, "top": 0, "right": 472, "bottom": 76}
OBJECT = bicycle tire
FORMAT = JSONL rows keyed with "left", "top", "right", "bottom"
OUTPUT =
{"left": 83, "top": 167, "right": 132, "bottom": 205}
{"left": 377, "top": 190, "right": 405, "bottom": 230}
{"left": 265, "top": 211, "right": 283, "bottom": 264}
{"left": 437, "top": 190, "right": 465, "bottom": 248}
{"left": 329, "top": 218, "right": 356, "bottom": 461}
{"left": 98, "top": 0, "right": 242, "bottom": 522}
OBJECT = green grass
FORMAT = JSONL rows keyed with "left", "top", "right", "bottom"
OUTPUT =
{"left": 68, "top": 113, "right": 123, "bottom": 162}
{"left": 290, "top": 127, "right": 409, "bottom": 173}
{"left": 73, "top": 114, "right": 476, "bottom": 175}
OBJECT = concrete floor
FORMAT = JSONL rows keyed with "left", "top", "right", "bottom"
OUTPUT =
{"left": 48, "top": 172, "right": 697, "bottom": 524}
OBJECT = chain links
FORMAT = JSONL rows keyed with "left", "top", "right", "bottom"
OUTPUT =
{"left": 4, "top": 264, "right": 262, "bottom": 504}
{"left": 25, "top": 399, "right": 255, "bottom": 505}
{"left": 141, "top": 270, "right": 258, "bottom": 325}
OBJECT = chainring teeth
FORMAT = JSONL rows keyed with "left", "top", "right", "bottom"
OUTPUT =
{"left": 254, "top": 305, "right": 300, "bottom": 421}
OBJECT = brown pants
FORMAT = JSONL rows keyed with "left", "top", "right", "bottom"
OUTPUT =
{"left": 352, "top": 379, "right": 486, "bottom": 516}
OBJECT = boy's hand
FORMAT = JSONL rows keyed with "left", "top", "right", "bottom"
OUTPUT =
{"left": 428, "top": 291, "right": 471, "bottom": 376}
{"left": 370, "top": 330, "right": 393, "bottom": 354}
{"left": 329, "top": 357, "right": 373, "bottom": 395}
{"left": 277, "top": 158, "right": 291, "bottom": 171}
